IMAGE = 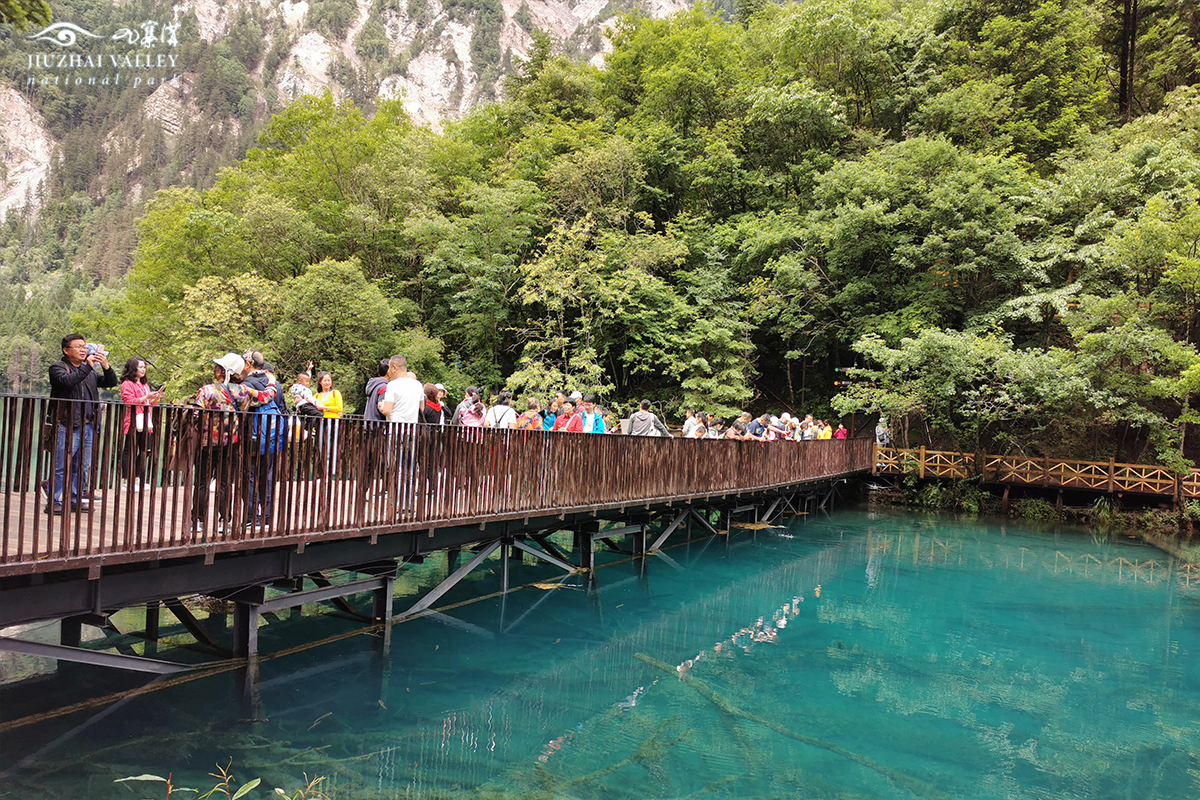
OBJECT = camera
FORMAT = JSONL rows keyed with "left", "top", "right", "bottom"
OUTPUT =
{"left": 85, "top": 343, "right": 107, "bottom": 357}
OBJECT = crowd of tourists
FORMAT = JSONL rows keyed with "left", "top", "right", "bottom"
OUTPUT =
{"left": 678, "top": 410, "right": 846, "bottom": 441}
{"left": 44, "top": 334, "right": 850, "bottom": 521}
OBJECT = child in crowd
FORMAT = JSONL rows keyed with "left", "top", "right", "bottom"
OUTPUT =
{"left": 290, "top": 367, "right": 324, "bottom": 418}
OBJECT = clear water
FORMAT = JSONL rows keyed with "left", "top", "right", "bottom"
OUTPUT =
{"left": 3, "top": 509, "right": 1200, "bottom": 799}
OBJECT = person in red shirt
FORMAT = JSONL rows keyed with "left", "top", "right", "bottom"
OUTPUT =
{"left": 551, "top": 400, "right": 583, "bottom": 432}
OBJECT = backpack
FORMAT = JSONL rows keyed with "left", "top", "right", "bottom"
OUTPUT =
{"left": 484, "top": 404, "right": 516, "bottom": 428}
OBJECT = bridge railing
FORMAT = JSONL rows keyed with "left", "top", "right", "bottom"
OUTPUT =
{"left": 0, "top": 395, "right": 873, "bottom": 573}
{"left": 874, "top": 445, "right": 1198, "bottom": 498}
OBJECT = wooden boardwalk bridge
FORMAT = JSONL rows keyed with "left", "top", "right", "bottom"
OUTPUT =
{"left": 873, "top": 446, "right": 1200, "bottom": 505}
{"left": 0, "top": 395, "right": 872, "bottom": 671}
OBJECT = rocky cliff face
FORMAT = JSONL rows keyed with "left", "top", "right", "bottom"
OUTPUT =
{"left": 0, "top": 88, "right": 55, "bottom": 221}
{"left": 0, "top": 0, "right": 688, "bottom": 222}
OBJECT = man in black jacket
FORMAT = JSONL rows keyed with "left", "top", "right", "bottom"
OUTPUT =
{"left": 48, "top": 333, "right": 118, "bottom": 513}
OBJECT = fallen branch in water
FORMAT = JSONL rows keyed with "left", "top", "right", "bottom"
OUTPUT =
{"left": 564, "top": 716, "right": 688, "bottom": 788}
{"left": 633, "top": 653, "right": 951, "bottom": 800}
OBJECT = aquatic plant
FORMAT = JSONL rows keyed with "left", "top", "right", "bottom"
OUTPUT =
{"left": 114, "top": 761, "right": 328, "bottom": 800}
{"left": 199, "top": 761, "right": 260, "bottom": 800}
{"left": 1090, "top": 496, "right": 1117, "bottom": 525}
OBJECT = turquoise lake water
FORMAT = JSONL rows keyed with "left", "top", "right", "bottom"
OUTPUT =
{"left": 2, "top": 509, "right": 1199, "bottom": 799}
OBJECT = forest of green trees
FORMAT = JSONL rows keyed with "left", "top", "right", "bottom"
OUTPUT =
{"left": 4, "top": 0, "right": 1200, "bottom": 465}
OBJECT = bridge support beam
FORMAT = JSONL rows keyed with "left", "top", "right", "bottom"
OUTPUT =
{"left": 397, "top": 540, "right": 501, "bottom": 620}
{"left": 689, "top": 508, "right": 719, "bottom": 537}
{"left": 511, "top": 538, "right": 578, "bottom": 574}
{"left": 163, "top": 598, "right": 233, "bottom": 657}
{"left": 309, "top": 572, "right": 372, "bottom": 622}
{"left": 0, "top": 637, "right": 194, "bottom": 675}
{"left": 760, "top": 497, "right": 783, "bottom": 524}
{"left": 577, "top": 521, "right": 646, "bottom": 571}
{"left": 527, "top": 532, "right": 571, "bottom": 565}
{"left": 649, "top": 509, "right": 691, "bottom": 552}
{"left": 230, "top": 574, "right": 398, "bottom": 658}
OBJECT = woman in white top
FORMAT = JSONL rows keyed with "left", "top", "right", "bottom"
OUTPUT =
{"left": 483, "top": 389, "right": 518, "bottom": 428}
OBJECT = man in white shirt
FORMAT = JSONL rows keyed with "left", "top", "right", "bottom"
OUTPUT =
{"left": 378, "top": 355, "right": 424, "bottom": 423}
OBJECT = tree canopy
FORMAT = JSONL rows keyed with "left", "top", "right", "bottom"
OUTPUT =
{"left": 0, "top": 0, "right": 51, "bottom": 30}
{"left": 3, "top": 0, "right": 1199, "bottom": 458}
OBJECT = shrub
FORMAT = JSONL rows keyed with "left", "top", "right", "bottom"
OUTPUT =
{"left": 915, "top": 479, "right": 994, "bottom": 514}
{"left": 1013, "top": 498, "right": 1057, "bottom": 521}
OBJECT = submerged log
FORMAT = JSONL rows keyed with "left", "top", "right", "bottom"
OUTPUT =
{"left": 634, "top": 652, "right": 952, "bottom": 800}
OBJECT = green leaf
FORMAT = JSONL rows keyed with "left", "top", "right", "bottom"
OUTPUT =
{"left": 114, "top": 774, "right": 169, "bottom": 783}
{"left": 231, "top": 777, "right": 261, "bottom": 799}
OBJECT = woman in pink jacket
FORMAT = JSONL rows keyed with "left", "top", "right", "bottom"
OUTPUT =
{"left": 119, "top": 357, "right": 163, "bottom": 492}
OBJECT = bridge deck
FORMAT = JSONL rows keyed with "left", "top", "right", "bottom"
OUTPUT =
{"left": 0, "top": 396, "right": 873, "bottom": 579}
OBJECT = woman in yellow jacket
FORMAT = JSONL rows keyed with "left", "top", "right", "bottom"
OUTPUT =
{"left": 818, "top": 421, "right": 833, "bottom": 440}
{"left": 314, "top": 371, "right": 344, "bottom": 475}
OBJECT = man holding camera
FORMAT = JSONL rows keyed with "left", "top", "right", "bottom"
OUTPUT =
{"left": 47, "top": 334, "right": 118, "bottom": 514}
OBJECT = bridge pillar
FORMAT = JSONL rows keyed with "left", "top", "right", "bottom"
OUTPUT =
{"left": 60, "top": 616, "right": 82, "bottom": 648}
{"left": 237, "top": 656, "right": 262, "bottom": 720}
{"left": 373, "top": 576, "right": 394, "bottom": 652}
{"left": 145, "top": 600, "right": 160, "bottom": 656}
{"left": 372, "top": 576, "right": 395, "bottom": 624}
{"left": 578, "top": 524, "right": 598, "bottom": 572}
{"left": 500, "top": 538, "right": 513, "bottom": 593}
{"left": 232, "top": 599, "right": 261, "bottom": 658}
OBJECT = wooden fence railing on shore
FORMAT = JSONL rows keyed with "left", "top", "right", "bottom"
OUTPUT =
{"left": 0, "top": 395, "right": 873, "bottom": 575}
{"left": 873, "top": 446, "right": 1200, "bottom": 500}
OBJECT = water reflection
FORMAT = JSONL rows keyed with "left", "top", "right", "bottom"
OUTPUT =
{"left": 3, "top": 511, "right": 1200, "bottom": 799}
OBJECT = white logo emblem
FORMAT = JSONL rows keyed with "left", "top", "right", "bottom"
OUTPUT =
{"left": 25, "top": 22, "right": 103, "bottom": 48}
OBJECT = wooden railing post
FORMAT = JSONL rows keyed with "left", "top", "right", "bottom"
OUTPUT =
{"left": 871, "top": 443, "right": 878, "bottom": 475}
{"left": 918, "top": 446, "right": 926, "bottom": 480}
{"left": 1108, "top": 457, "right": 1116, "bottom": 493}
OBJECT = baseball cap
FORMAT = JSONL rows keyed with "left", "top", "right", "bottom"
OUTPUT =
{"left": 569, "top": 391, "right": 583, "bottom": 401}
{"left": 214, "top": 353, "right": 245, "bottom": 376}
{"left": 435, "top": 383, "right": 445, "bottom": 392}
